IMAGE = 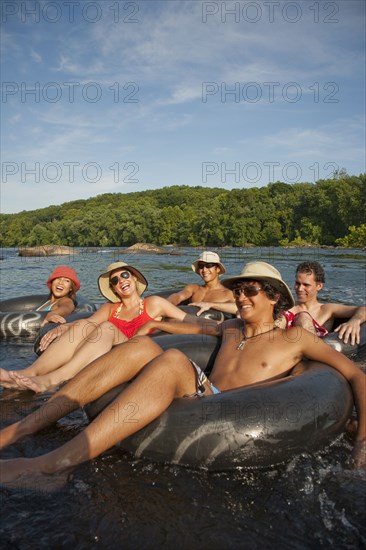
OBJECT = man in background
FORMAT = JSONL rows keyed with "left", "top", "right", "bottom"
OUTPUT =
{"left": 167, "top": 251, "right": 236, "bottom": 314}
{"left": 281, "top": 261, "right": 365, "bottom": 345}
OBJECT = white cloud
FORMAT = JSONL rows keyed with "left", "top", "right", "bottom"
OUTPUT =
{"left": 1, "top": 0, "right": 364, "bottom": 212}
{"left": 30, "top": 49, "right": 42, "bottom": 63}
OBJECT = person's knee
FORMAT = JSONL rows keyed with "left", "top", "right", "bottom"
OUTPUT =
{"left": 158, "top": 349, "right": 192, "bottom": 378}
{"left": 156, "top": 349, "right": 196, "bottom": 394}
{"left": 110, "top": 335, "right": 163, "bottom": 362}
{"left": 162, "top": 348, "right": 187, "bottom": 365}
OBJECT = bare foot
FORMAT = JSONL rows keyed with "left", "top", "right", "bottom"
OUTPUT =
{"left": 10, "top": 372, "right": 44, "bottom": 393}
{"left": 0, "top": 458, "right": 70, "bottom": 492}
{"left": 0, "top": 368, "right": 22, "bottom": 389}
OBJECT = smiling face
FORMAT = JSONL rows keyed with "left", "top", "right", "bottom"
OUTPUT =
{"left": 294, "top": 271, "right": 323, "bottom": 304}
{"left": 109, "top": 269, "right": 137, "bottom": 297}
{"left": 233, "top": 280, "right": 277, "bottom": 322}
{"left": 196, "top": 262, "right": 221, "bottom": 283}
{"left": 50, "top": 277, "right": 73, "bottom": 298}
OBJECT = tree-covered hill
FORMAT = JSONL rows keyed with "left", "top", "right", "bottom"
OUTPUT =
{"left": 1, "top": 175, "right": 365, "bottom": 248}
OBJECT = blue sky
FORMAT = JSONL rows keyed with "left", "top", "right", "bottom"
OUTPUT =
{"left": 1, "top": 0, "right": 365, "bottom": 213}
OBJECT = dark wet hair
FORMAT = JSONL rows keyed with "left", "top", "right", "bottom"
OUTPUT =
{"left": 261, "top": 281, "right": 286, "bottom": 319}
{"left": 296, "top": 261, "right": 325, "bottom": 283}
{"left": 68, "top": 281, "right": 78, "bottom": 304}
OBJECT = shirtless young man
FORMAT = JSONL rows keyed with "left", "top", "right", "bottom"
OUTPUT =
{"left": 167, "top": 251, "right": 236, "bottom": 314}
{"left": 0, "top": 261, "right": 365, "bottom": 486}
{"left": 280, "top": 261, "right": 366, "bottom": 345}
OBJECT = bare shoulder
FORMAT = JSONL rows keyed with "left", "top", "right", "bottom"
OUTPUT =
{"left": 91, "top": 302, "right": 114, "bottom": 319}
{"left": 268, "top": 326, "right": 308, "bottom": 349}
{"left": 145, "top": 295, "right": 174, "bottom": 311}
{"left": 145, "top": 295, "right": 164, "bottom": 305}
{"left": 276, "top": 326, "right": 331, "bottom": 354}
{"left": 57, "top": 296, "right": 74, "bottom": 306}
{"left": 50, "top": 296, "right": 75, "bottom": 315}
{"left": 144, "top": 295, "right": 163, "bottom": 313}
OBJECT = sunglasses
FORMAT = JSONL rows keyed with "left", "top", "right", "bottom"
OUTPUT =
{"left": 232, "top": 284, "right": 262, "bottom": 298}
{"left": 109, "top": 271, "right": 131, "bottom": 286}
{"left": 197, "top": 262, "right": 218, "bottom": 270}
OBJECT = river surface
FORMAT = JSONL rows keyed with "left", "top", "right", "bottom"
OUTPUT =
{"left": 0, "top": 247, "right": 365, "bottom": 549}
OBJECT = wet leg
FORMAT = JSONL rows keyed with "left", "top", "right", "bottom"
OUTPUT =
{"left": 0, "top": 336, "right": 163, "bottom": 448}
{"left": 0, "top": 349, "right": 196, "bottom": 483}
{"left": 3, "top": 319, "right": 93, "bottom": 383}
{"left": 11, "top": 322, "right": 128, "bottom": 393}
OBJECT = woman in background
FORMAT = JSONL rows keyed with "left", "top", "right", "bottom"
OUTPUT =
{"left": 36, "top": 265, "right": 80, "bottom": 327}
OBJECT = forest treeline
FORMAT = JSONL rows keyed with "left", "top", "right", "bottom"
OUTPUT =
{"left": 1, "top": 174, "right": 365, "bottom": 248}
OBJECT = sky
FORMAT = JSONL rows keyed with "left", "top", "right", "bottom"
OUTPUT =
{"left": 1, "top": 0, "right": 365, "bottom": 213}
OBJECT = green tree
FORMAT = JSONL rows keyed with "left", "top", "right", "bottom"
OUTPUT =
{"left": 1, "top": 176, "right": 365, "bottom": 248}
{"left": 335, "top": 225, "right": 366, "bottom": 247}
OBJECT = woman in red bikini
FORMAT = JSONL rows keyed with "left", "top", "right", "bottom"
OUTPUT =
{"left": 0, "top": 262, "right": 190, "bottom": 393}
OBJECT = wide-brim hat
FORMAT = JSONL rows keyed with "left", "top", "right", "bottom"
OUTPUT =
{"left": 47, "top": 266, "right": 80, "bottom": 291}
{"left": 222, "top": 261, "right": 294, "bottom": 309}
{"left": 98, "top": 262, "right": 148, "bottom": 302}
{"left": 192, "top": 251, "right": 226, "bottom": 274}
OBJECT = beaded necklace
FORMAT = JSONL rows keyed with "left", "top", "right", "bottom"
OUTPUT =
{"left": 112, "top": 298, "right": 144, "bottom": 319}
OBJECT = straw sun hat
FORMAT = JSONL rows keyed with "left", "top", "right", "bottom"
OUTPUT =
{"left": 192, "top": 251, "right": 226, "bottom": 274}
{"left": 98, "top": 262, "right": 148, "bottom": 302}
{"left": 222, "top": 261, "right": 294, "bottom": 309}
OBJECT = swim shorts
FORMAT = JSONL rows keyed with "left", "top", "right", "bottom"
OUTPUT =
{"left": 184, "top": 359, "right": 221, "bottom": 398}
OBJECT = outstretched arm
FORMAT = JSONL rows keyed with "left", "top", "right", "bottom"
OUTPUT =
{"left": 166, "top": 285, "right": 196, "bottom": 306}
{"left": 300, "top": 330, "right": 366, "bottom": 468}
{"left": 145, "top": 295, "right": 188, "bottom": 322}
{"left": 190, "top": 301, "right": 238, "bottom": 316}
{"left": 136, "top": 318, "right": 222, "bottom": 337}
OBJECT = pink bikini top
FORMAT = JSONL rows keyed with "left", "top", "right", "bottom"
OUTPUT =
{"left": 282, "top": 310, "right": 328, "bottom": 337}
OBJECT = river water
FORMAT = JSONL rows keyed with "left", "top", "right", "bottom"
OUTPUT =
{"left": 0, "top": 247, "right": 365, "bottom": 549}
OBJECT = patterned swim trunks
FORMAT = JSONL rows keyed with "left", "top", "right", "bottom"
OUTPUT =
{"left": 184, "top": 359, "right": 221, "bottom": 398}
